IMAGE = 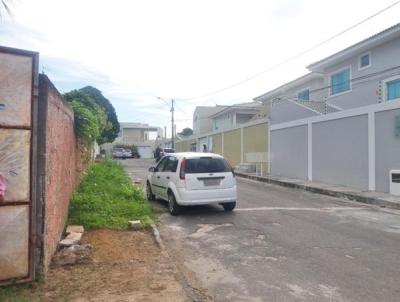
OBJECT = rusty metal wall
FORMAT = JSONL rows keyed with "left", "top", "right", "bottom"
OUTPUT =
{"left": 0, "top": 46, "right": 38, "bottom": 284}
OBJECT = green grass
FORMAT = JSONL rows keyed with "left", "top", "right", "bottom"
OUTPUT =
{"left": 0, "top": 282, "right": 36, "bottom": 302}
{"left": 68, "top": 159, "right": 153, "bottom": 229}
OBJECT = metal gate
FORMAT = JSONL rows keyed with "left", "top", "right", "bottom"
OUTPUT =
{"left": 0, "top": 46, "right": 38, "bottom": 283}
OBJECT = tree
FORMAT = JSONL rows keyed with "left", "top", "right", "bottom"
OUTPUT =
{"left": 64, "top": 87, "right": 120, "bottom": 144}
{"left": 79, "top": 86, "right": 120, "bottom": 144}
{"left": 178, "top": 127, "right": 193, "bottom": 136}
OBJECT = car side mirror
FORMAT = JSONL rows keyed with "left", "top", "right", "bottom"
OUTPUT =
{"left": 148, "top": 167, "right": 156, "bottom": 172}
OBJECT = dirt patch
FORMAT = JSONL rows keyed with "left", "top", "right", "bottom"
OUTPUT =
{"left": 4, "top": 229, "right": 186, "bottom": 302}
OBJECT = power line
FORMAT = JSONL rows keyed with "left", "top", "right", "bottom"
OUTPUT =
{"left": 181, "top": 1, "right": 400, "bottom": 101}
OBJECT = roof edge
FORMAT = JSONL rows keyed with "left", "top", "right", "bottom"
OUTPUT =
{"left": 307, "top": 23, "right": 400, "bottom": 71}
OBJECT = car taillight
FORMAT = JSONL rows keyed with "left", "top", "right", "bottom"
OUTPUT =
{"left": 180, "top": 157, "right": 186, "bottom": 180}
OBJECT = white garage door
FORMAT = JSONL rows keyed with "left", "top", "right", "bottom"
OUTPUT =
{"left": 138, "top": 146, "right": 153, "bottom": 159}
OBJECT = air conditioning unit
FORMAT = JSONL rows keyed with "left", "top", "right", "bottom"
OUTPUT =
{"left": 389, "top": 170, "right": 400, "bottom": 196}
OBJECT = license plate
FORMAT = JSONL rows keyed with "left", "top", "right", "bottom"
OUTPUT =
{"left": 203, "top": 178, "right": 220, "bottom": 186}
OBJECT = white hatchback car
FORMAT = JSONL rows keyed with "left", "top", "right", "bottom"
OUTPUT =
{"left": 146, "top": 152, "right": 237, "bottom": 215}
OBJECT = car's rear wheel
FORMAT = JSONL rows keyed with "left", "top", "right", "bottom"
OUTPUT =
{"left": 168, "top": 192, "right": 181, "bottom": 216}
{"left": 222, "top": 202, "right": 236, "bottom": 211}
{"left": 146, "top": 182, "right": 155, "bottom": 201}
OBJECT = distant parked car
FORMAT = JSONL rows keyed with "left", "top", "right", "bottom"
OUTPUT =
{"left": 123, "top": 149, "right": 132, "bottom": 158}
{"left": 112, "top": 148, "right": 132, "bottom": 159}
{"left": 146, "top": 152, "right": 237, "bottom": 215}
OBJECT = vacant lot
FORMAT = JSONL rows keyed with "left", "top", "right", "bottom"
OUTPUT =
{"left": 1, "top": 229, "right": 186, "bottom": 302}
{"left": 0, "top": 160, "right": 188, "bottom": 302}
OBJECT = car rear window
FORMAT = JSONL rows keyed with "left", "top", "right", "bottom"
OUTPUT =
{"left": 185, "top": 157, "right": 231, "bottom": 174}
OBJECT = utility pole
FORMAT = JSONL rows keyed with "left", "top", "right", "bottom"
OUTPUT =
{"left": 171, "top": 99, "right": 175, "bottom": 149}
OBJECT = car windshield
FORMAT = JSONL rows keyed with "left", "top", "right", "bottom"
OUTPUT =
{"left": 113, "top": 148, "right": 124, "bottom": 152}
{"left": 185, "top": 157, "right": 231, "bottom": 174}
{"left": 163, "top": 149, "right": 175, "bottom": 153}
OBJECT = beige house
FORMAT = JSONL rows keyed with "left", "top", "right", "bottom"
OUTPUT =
{"left": 116, "top": 122, "right": 160, "bottom": 144}
{"left": 193, "top": 106, "right": 227, "bottom": 135}
{"left": 103, "top": 122, "right": 161, "bottom": 158}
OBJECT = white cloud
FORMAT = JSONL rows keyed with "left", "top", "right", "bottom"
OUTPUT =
{"left": 1, "top": 0, "right": 400, "bottom": 133}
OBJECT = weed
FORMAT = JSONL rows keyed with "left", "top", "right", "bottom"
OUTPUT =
{"left": 68, "top": 159, "right": 153, "bottom": 229}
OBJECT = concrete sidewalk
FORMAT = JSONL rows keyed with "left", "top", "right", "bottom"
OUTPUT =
{"left": 235, "top": 172, "right": 400, "bottom": 210}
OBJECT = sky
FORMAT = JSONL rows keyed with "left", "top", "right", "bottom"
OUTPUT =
{"left": 1, "top": 0, "right": 400, "bottom": 136}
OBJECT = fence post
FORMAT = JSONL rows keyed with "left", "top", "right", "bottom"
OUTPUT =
{"left": 268, "top": 123, "right": 271, "bottom": 174}
{"left": 307, "top": 121, "right": 313, "bottom": 181}
{"left": 240, "top": 127, "right": 244, "bottom": 163}
{"left": 368, "top": 111, "right": 376, "bottom": 191}
{"left": 221, "top": 132, "right": 224, "bottom": 156}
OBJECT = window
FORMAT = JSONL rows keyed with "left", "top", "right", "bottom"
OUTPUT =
{"left": 386, "top": 79, "right": 400, "bottom": 101}
{"left": 185, "top": 157, "right": 231, "bottom": 174}
{"left": 331, "top": 68, "right": 351, "bottom": 95}
{"left": 156, "top": 157, "right": 168, "bottom": 171}
{"left": 163, "top": 156, "right": 179, "bottom": 172}
{"left": 359, "top": 52, "right": 371, "bottom": 70}
{"left": 297, "top": 89, "right": 310, "bottom": 101}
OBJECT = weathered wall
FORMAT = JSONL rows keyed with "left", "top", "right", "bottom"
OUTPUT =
{"left": 223, "top": 129, "right": 241, "bottom": 167}
{"left": 243, "top": 123, "right": 268, "bottom": 156}
{"left": 212, "top": 133, "right": 222, "bottom": 155}
{"left": 38, "top": 75, "right": 85, "bottom": 273}
{"left": 0, "top": 47, "right": 38, "bottom": 284}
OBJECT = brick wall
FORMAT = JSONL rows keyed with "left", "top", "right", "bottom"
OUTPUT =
{"left": 37, "top": 75, "right": 86, "bottom": 273}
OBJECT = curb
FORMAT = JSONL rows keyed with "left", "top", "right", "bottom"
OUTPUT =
{"left": 149, "top": 223, "right": 207, "bottom": 301}
{"left": 150, "top": 223, "right": 166, "bottom": 251}
{"left": 236, "top": 172, "right": 400, "bottom": 210}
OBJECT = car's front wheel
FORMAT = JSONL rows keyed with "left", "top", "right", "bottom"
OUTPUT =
{"left": 146, "top": 182, "right": 155, "bottom": 201}
{"left": 222, "top": 202, "right": 236, "bottom": 211}
{"left": 168, "top": 192, "right": 181, "bottom": 216}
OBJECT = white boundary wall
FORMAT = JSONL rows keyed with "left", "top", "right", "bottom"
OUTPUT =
{"left": 270, "top": 100, "right": 400, "bottom": 193}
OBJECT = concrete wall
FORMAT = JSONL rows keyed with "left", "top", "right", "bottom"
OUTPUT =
{"left": 212, "top": 133, "right": 222, "bottom": 155}
{"left": 175, "top": 139, "right": 190, "bottom": 152}
{"left": 243, "top": 122, "right": 268, "bottom": 155}
{"left": 270, "top": 125, "right": 308, "bottom": 180}
{"left": 313, "top": 115, "right": 369, "bottom": 190}
{"left": 270, "top": 101, "right": 400, "bottom": 193}
{"left": 223, "top": 129, "right": 241, "bottom": 166}
{"left": 176, "top": 119, "right": 269, "bottom": 169}
{"left": 375, "top": 108, "right": 400, "bottom": 192}
{"left": 38, "top": 75, "right": 86, "bottom": 274}
{"left": 271, "top": 100, "right": 319, "bottom": 124}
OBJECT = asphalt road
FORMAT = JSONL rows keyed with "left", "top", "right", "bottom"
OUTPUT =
{"left": 121, "top": 158, "right": 400, "bottom": 302}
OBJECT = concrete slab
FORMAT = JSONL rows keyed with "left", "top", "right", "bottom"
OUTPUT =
{"left": 66, "top": 225, "right": 84, "bottom": 234}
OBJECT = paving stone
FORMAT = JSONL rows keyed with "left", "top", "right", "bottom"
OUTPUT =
{"left": 59, "top": 238, "right": 76, "bottom": 248}
{"left": 66, "top": 225, "right": 84, "bottom": 234}
{"left": 65, "top": 232, "right": 83, "bottom": 244}
{"left": 129, "top": 220, "right": 142, "bottom": 230}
